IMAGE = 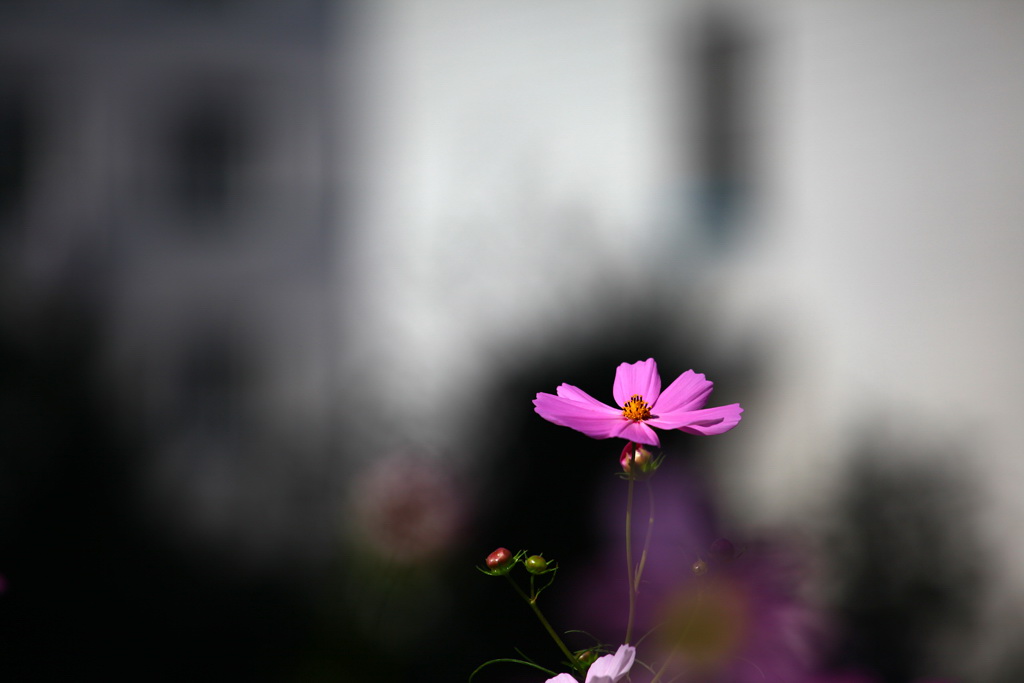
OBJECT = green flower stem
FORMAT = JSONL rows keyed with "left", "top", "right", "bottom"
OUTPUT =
{"left": 504, "top": 574, "right": 582, "bottom": 676}
{"left": 624, "top": 466, "right": 637, "bottom": 645}
{"left": 634, "top": 479, "right": 656, "bottom": 593}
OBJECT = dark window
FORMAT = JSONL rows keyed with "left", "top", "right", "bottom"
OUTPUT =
{"left": 689, "top": 8, "right": 755, "bottom": 243}
{"left": 167, "top": 96, "right": 249, "bottom": 228}
{"left": 0, "top": 85, "right": 33, "bottom": 232}
{"left": 172, "top": 330, "right": 248, "bottom": 436}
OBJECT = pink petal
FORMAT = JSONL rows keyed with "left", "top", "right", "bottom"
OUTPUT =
{"left": 585, "top": 644, "right": 636, "bottom": 683}
{"left": 533, "top": 393, "right": 627, "bottom": 439}
{"left": 649, "top": 404, "right": 743, "bottom": 435}
{"left": 546, "top": 675, "right": 577, "bottom": 683}
{"left": 613, "top": 420, "right": 660, "bottom": 447}
{"left": 612, "top": 359, "right": 662, "bottom": 408}
{"left": 555, "top": 383, "right": 620, "bottom": 413}
{"left": 651, "top": 370, "right": 713, "bottom": 414}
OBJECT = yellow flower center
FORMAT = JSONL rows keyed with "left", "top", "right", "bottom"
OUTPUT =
{"left": 621, "top": 394, "right": 652, "bottom": 421}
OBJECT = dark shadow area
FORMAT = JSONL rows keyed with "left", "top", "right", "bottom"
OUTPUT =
{"left": 0, "top": 284, "right": 314, "bottom": 680}
{"left": 824, "top": 439, "right": 985, "bottom": 683}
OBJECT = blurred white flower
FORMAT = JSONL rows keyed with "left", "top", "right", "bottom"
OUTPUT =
{"left": 546, "top": 644, "right": 636, "bottom": 683}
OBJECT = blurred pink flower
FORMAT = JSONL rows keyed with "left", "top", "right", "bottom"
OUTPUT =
{"left": 533, "top": 358, "right": 742, "bottom": 447}
{"left": 545, "top": 645, "right": 636, "bottom": 683}
{"left": 571, "top": 463, "right": 829, "bottom": 683}
{"left": 807, "top": 675, "right": 956, "bottom": 683}
{"left": 349, "top": 454, "right": 466, "bottom": 564}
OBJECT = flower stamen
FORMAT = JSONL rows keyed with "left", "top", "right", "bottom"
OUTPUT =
{"left": 621, "top": 394, "right": 652, "bottom": 422}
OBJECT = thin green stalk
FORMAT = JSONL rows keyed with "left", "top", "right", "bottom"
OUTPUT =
{"left": 624, "top": 466, "right": 637, "bottom": 644}
{"left": 504, "top": 574, "right": 581, "bottom": 676}
{"left": 634, "top": 479, "right": 656, "bottom": 593}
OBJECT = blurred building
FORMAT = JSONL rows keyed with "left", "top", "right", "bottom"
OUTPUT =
{"left": 0, "top": 0, "right": 340, "bottom": 567}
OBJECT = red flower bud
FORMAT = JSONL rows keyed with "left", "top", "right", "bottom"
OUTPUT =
{"left": 485, "top": 547, "right": 513, "bottom": 570}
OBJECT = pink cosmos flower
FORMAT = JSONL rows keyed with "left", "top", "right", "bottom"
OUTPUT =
{"left": 546, "top": 645, "right": 636, "bottom": 683}
{"left": 533, "top": 358, "right": 742, "bottom": 447}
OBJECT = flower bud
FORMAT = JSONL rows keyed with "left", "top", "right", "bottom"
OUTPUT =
{"left": 691, "top": 559, "right": 709, "bottom": 576}
{"left": 620, "top": 442, "right": 657, "bottom": 476}
{"left": 486, "top": 547, "right": 513, "bottom": 570}
{"left": 709, "top": 537, "right": 736, "bottom": 563}
{"left": 525, "top": 555, "right": 548, "bottom": 574}
{"left": 479, "top": 547, "right": 520, "bottom": 576}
